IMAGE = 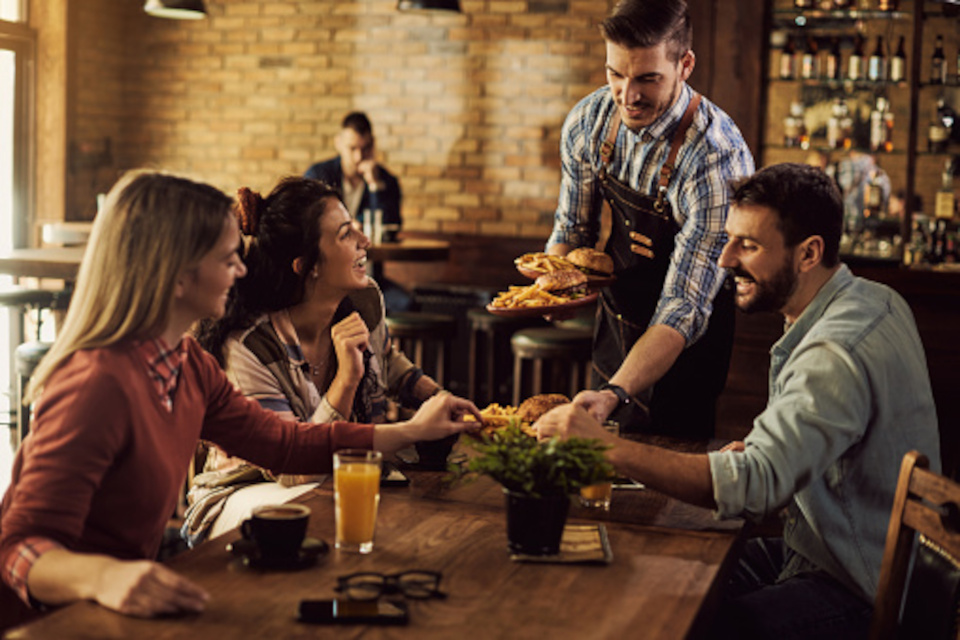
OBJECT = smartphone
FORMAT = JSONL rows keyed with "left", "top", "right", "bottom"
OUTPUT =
{"left": 297, "top": 599, "right": 409, "bottom": 625}
{"left": 612, "top": 476, "right": 645, "bottom": 490}
{"left": 381, "top": 461, "right": 410, "bottom": 487}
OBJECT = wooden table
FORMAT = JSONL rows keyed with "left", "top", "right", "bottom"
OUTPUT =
{"left": 0, "top": 247, "right": 86, "bottom": 281}
{"left": 5, "top": 455, "right": 745, "bottom": 640}
{"left": 366, "top": 238, "right": 450, "bottom": 264}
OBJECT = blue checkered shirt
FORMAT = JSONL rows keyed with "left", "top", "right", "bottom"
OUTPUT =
{"left": 547, "top": 84, "right": 755, "bottom": 344}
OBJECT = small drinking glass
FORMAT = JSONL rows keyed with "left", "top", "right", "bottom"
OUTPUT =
{"left": 579, "top": 420, "right": 620, "bottom": 510}
{"left": 334, "top": 449, "right": 382, "bottom": 553}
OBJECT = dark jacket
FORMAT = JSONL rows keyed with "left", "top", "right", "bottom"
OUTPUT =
{"left": 304, "top": 157, "right": 402, "bottom": 226}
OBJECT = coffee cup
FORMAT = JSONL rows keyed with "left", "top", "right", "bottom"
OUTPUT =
{"left": 240, "top": 503, "right": 310, "bottom": 560}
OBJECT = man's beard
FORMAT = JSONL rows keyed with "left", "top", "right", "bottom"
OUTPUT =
{"left": 733, "top": 257, "right": 797, "bottom": 315}
{"left": 620, "top": 80, "right": 681, "bottom": 132}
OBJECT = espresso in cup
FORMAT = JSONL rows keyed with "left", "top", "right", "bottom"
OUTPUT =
{"left": 240, "top": 503, "right": 310, "bottom": 560}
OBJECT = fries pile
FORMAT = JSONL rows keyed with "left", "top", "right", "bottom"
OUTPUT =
{"left": 514, "top": 252, "right": 576, "bottom": 274}
{"left": 489, "top": 284, "right": 571, "bottom": 309}
{"left": 463, "top": 403, "right": 536, "bottom": 438}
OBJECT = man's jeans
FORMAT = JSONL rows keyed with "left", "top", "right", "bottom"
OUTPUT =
{"left": 710, "top": 538, "right": 873, "bottom": 640}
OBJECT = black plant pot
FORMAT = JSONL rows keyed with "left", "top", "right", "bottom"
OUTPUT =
{"left": 503, "top": 490, "right": 570, "bottom": 556}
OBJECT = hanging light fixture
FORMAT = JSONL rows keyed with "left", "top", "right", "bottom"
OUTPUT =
{"left": 397, "top": 0, "right": 462, "bottom": 12}
{"left": 144, "top": 0, "right": 208, "bottom": 20}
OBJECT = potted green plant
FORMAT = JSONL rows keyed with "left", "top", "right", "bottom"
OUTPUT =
{"left": 458, "top": 422, "right": 614, "bottom": 556}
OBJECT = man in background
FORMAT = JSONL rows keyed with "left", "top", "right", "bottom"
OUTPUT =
{"left": 306, "top": 112, "right": 410, "bottom": 311}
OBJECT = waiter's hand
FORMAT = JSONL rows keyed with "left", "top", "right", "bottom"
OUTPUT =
{"left": 535, "top": 403, "right": 613, "bottom": 443}
{"left": 571, "top": 389, "right": 619, "bottom": 423}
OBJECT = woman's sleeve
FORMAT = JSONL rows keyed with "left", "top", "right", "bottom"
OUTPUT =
{"left": 0, "top": 365, "right": 131, "bottom": 572}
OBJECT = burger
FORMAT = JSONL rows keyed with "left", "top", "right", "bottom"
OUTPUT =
{"left": 566, "top": 248, "right": 614, "bottom": 277}
{"left": 535, "top": 269, "right": 588, "bottom": 298}
{"left": 518, "top": 393, "right": 570, "bottom": 423}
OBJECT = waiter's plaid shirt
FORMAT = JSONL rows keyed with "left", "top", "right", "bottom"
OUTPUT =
{"left": 547, "top": 83, "right": 755, "bottom": 345}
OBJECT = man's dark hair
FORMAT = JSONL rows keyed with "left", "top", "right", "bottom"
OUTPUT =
{"left": 600, "top": 0, "right": 693, "bottom": 63}
{"left": 731, "top": 163, "right": 843, "bottom": 268}
{"left": 341, "top": 111, "right": 373, "bottom": 137}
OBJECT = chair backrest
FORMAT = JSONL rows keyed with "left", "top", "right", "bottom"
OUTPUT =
{"left": 870, "top": 450, "right": 960, "bottom": 640}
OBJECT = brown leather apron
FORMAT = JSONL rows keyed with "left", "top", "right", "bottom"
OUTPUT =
{"left": 593, "top": 93, "right": 734, "bottom": 438}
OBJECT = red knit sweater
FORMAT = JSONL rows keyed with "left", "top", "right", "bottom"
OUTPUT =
{"left": 0, "top": 337, "right": 372, "bottom": 574}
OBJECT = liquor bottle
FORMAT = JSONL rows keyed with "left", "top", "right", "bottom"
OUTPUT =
{"left": 878, "top": 0, "right": 898, "bottom": 11}
{"left": 801, "top": 37, "right": 819, "bottom": 80}
{"left": 780, "top": 36, "right": 796, "bottom": 80}
{"left": 889, "top": 36, "right": 906, "bottom": 83}
{"left": 868, "top": 36, "right": 886, "bottom": 82}
{"left": 934, "top": 159, "right": 955, "bottom": 221}
{"left": 848, "top": 35, "right": 864, "bottom": 81}
{"left": 825, "top": 37, "right": 842, "bottom": 81}
{"left": 862, "top": 169, "right": 884, "bottom": 219}
{"left": 883, "top": 105, "right": 895, "bottom": 153}
{"left": 931, "top": 35, "right": 947, "bottom": 85}
{"left": 784, "top": 102, "right": 807, "bottom": 148}
{"left": 870, "top": 97, "right": 888, "bottom": 151}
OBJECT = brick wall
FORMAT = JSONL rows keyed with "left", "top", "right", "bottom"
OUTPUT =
{"left": 64, "top": 0, "right": 615, "bottom": 240}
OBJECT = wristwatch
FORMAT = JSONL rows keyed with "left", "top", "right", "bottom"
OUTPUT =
{"left": 598, "top": 382, "right": 631, "bottom": 408}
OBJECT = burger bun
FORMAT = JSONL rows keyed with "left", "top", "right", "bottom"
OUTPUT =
{"left": 518, "top": 393, "right": 570, "bottom": 423}
{"left": 535, "top": 269, "right": 587, "bottom": 295}
{"left": 566, "top": 248, "right": 614, "bottom": 277}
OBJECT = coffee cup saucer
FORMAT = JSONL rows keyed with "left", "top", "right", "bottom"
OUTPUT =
{"left": 226, "top": 537, "right": 329, "bottom": 571}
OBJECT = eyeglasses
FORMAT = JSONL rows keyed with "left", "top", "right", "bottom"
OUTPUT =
{"left": 334, "top": 570, "right": 446, "bottom": 601}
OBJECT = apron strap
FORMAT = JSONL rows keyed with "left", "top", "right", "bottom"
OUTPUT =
{"left": 655, "top": 91, "right": 701, "bottom": 212}
{"left": 598, "top": 109, "right": 621, "bottom": 180}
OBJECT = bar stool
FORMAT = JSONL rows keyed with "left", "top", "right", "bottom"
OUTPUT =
{"left": 510, "top": 326, "right": 593, "bottom": 406}
{"left": 12, "top": 341, "right": 50, "bottom": 449}
{"left": 466, "top": 308, "right": 546, "bottom": 406}
{"left": 385, "top": 311, "right": 457, "bottom": 387}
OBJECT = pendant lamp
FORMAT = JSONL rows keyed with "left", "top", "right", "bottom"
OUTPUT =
{"left": 144, "top": 0, "right": 207, "bottom": 20}
{"left": 397, "top": 0, "right": 462, "bottom": 12}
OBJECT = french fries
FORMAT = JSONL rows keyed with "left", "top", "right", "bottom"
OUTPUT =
{"left": 463, "top": 403, "right": 536, "bottom": 438}
{"left": 489, "top": 283, "right": 570, "bottom": 309}
{"left": 515, "top": 252, "right": 576, "bottom": 275}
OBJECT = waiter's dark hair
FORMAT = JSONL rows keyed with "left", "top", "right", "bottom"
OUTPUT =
{"left": 601, "top": 0, "right": 692, "bottom": 63}
{"left": 731, "top": 163, "right": 843, "bottom": 268}
{"left": 342, "top": 111, "right": 373, "bottom": 137}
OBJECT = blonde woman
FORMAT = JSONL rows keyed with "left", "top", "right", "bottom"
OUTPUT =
{"left": 0, "top": 171, "right": 478, "bottom": 618}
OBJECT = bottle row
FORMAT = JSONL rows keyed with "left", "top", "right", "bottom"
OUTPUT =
{"left": 782, "top": 94, "right": 959, "bottom": 153}
{"left": 779, "top": 34, "right": 958, "bottom": 85}
{"left": 783, "top": 97, "right": 895, "bottom": 152}
{"left": 792, "top": 0, "right": 898, "bottom": 9}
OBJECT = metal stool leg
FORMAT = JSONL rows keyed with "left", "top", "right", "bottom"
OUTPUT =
{"left": 512, "top": 355, "right": 523, "bottom": 407}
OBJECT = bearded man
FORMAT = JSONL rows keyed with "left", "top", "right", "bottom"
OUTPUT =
{"left": 537, "top": 163, "right": 941, "bottom": 639}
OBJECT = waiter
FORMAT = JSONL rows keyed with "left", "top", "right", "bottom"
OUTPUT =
{"left": 547, "top": 0, "right": 754, "bottom": 437}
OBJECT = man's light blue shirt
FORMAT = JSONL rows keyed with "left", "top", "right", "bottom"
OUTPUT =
{"left": 709, "top": 264, "right": 940, "bottom": 602}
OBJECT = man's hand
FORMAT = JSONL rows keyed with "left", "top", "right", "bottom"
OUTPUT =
{"left": 571, "top": 389, "right": 619, "bottom": 423}
{"left": 357, "top": 159, "right": 381, "bottom": 189}
{"left": 535, "top": 403, "right": 615, "bottom": 444}
{"left": 96, "top": 559, "right": 210, "bottom": 618}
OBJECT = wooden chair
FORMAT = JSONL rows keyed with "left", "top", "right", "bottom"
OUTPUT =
{"left": 870, "top": 450, "right": 960, "bottom": 640}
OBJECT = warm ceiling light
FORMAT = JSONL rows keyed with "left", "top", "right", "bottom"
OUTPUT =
{"left": 397, "top": 0, "right": 462, "bottom": 12}
{"left": 144, "top": 0, "right": 207, "bottom": 20}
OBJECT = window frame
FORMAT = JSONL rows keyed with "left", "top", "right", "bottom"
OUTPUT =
{"left": 0, "top": 16, "right": 36, "bottom": 250}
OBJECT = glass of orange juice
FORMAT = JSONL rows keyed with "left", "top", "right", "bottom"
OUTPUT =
{"left": 334, "top": 449, "right": 382, "bottom": 554}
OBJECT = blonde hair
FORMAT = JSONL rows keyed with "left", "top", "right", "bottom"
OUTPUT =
{"left": 25, "top": 170, "right": 234, "bottom": 403}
